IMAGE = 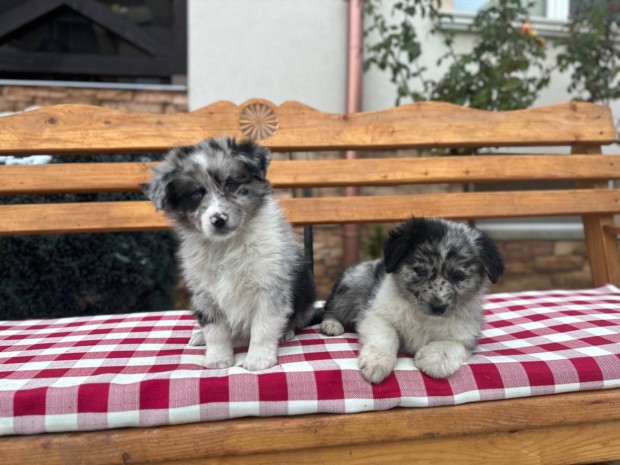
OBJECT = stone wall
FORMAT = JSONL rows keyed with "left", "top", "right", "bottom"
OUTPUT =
{"left": 492, "top": 240, "right": 591, "bottom": 293}
{"left": 0, "top": 84, "right": 598, "bottom": 305}
{"left": 0, "top": 85, "right": 188, "bottom": 114}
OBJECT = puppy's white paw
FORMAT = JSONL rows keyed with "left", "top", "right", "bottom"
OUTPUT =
{"left": 414, "top": 342, "right": 465, "bottom": 379}
{"left": 189, "top": 331, "right": 205, "bottom": 346}
{"left": 358, "top": 347, "right": 397, "bottom": 384}
{"left": 320, "top": 318, "right": 345, "bottom": 337}
{"left": 204, "top": 358, "right": 233, "bottom": 369}
{"left": 242, "top": 350, "right": 278, "bottom": 372}
{"left": 283, "top": 329, "right": 296, "bottom": 342}
{"left": 204, "top": 349, "right": 234, "bottom": 369}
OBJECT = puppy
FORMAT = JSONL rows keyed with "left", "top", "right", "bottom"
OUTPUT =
{"left": 146, "top": 137, "right": 316, "bottom": 371}
{"left": 320, "top": 217, "right": 503, "bottom": 382}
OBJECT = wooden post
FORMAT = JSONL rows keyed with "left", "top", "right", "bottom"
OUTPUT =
{"left": 572, "top": 144, "right": 620, "bottom": 286}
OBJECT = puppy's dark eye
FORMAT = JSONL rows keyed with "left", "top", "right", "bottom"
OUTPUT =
{"left": 225, "top": 180, "right": 240, "bottom": 193}
{"left": 189, "top": 189, "right": 205, "bottom": 201}
{"left": 413, "top": 266, "right": 428, "bottom": 277}
{"left": 450, "top": 271, "right": 466, "bottom": 282}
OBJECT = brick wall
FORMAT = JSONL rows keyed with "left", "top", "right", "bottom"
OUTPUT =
{"left": 0, "top": 85, "right": 188, "bottom": 113}
{"left": 493, "top": 240, "right": 591, "bottom": 293}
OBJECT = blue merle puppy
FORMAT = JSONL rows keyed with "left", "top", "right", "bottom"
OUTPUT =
{"left": 320, "top": 217, "right": 504, "bottom": 382}
{"left": 146, "top": 137, "right": 316, "bottom": 371}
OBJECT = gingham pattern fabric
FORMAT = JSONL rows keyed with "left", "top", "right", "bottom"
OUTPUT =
{"left": 2, "top": 285, "right": 620, "bottom": 436}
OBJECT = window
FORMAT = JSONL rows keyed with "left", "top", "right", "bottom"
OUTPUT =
{"left": 450, "top": 1, "right": 570, "bottom": 20}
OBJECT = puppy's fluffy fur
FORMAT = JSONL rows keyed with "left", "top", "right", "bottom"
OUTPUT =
{"left": 321, "top": 217, "right": 504, "bottom": 382}
{"left": 146, "top": 137, "right": 316, "bottom": 371}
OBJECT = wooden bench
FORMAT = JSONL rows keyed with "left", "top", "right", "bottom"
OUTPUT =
{"left": 1, "top": 99, "right": 620, "bottom": 464}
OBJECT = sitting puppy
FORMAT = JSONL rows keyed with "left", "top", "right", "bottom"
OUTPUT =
{"left": 320, "top": 217, "right": 503, "bottom": 382}
{"left": 146, "top": 137, "right": 316, "bottom": 371}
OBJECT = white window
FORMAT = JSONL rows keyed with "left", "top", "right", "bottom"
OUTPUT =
{"left": 442, "top": 0, "right": 579, "bottom": 37}
{"left": 449, "top": 0, "right": 569, "bottom": 20}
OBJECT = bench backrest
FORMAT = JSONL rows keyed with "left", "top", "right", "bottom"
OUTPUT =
{"left": 0, "top": 99, "right": 618, "bottom": 285}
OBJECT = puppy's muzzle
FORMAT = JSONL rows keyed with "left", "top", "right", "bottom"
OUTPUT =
{"left": 429, "top": 300, "right": 448, "bottom": 315}
{"left": 210, "top": 213, "right": 228, "bottom": 229}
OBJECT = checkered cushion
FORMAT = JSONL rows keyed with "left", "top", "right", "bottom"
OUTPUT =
{"left": 2, "top": 285, "right": 620, "bottom": 436}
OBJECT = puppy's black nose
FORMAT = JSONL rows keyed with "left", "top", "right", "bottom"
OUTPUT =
{"left": 211, "top": 213, "right": 227, "bottom": 228}
{"left": 430, "top": 301, "right": 448, "bottom": 315}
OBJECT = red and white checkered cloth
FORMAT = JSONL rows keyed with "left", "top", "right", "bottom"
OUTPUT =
{"left": 2, "top": 285, "right": 620, "bottom": 436}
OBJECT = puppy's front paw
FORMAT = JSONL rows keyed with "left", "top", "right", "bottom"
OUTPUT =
{"left": 320, "top": 318, "right": 345, "bottom": 337}
{"left": 242, "top": 351, "right": 278, "bottom": 371}
{"left": 283, "top": 329, "right": 296, "bottom": 342}
{"left": 189, "top": 331, "right": 205, "bottom": 346}
{"left": 204, "top": 358, "right": 233, "bottom": 369}
{"left": 204, "top": 345, "right": 234, "bottom": 369}
{"left": 414, "top": 342, "right": 465, "bottom": 379}
{"left": 358, "top": 347, "right": 397, "bottom": 384}
{"left": 204, "top": 352, "right": 234, "bottom": 369}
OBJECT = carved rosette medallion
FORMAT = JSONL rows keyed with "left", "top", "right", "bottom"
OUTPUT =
{"left": 238, "top": 102, "right": 279, "bottom": 141}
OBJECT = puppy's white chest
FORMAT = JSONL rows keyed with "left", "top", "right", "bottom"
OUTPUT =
{"left": 198, "top": 243, "right": 284, "bottom": 334}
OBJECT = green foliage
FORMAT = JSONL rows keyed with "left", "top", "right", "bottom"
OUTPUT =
{"left": 0, "top": 154, "right": 179, "bottom": 320}
{"left": 364, "top": 0, "right": 551, "bottom": 111}
{"left": 364, "top": 0, "right": 447, "bottom": 104}
{"left": 556, "top": 0, "right": 620, "bottom": 104}
{"left": 361, "top": 225, "right": 386, "bottom": 260}
{"left": 432, "top": 0, "right": 550, "bottom": 110}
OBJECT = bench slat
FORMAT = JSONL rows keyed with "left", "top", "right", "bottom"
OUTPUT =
{"left": 1, "top": 189, "right": 619, "bottom": 235}
{"left": 2, "top": 389, "right": 620, "bottom": 465}
{"left": 0, "top": 101, "right": 615, "bottom": 154}
{"left": 604, "top": 225, "right": 620, "bottom": 236}
{"left": 1, "top": 155, "right": 619, "bottom": 195}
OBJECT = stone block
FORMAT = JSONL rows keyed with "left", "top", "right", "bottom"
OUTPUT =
{"left": 533, "top": 255, "right": 585, "bottom": 273}
{"left": 95, "top": 90, "right": 134, "bottom": 101}
{"left": 134, "top": 91, "right": 175, "bottom": 104}
{"left": 102, "top": 101, "right": 163, "bottom": 113}
{"left": 554, "top": 241, "right": 586, "bottom": 256}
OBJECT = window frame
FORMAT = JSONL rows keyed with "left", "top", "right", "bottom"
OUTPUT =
{"left": 441, "top": 0, "right": 572, "bottom": 37}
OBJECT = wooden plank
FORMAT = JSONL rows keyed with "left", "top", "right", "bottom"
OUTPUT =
{"left": 0, "top": 101, "right": 615, "bottom": 155}
{"left": 0, "top": 162, "right": 155, "bottom": 195}
{"left": 604, "top": 225, "right": 620, "bottom": 235}
{"left": 2, "top": 389, "right": 620, "bottom": 465}
{"left": 0, "top": 51, "right": 173, "bottom": 77}
{"left": 574, "top": 145, "right": 620, "bottom": 287}
{"left": 2, "top": 189, "right": 620, "bottom": 235}
{"left": 65, "top": 0, "right": 167, "bottom": 56}
{"left": 154, "top": 421, "right": 620, "bottom": 465}
{"left": 597, "top": 216, "right": 620, "bottom": 286}
{"left": 172, "top": 0, "right": 188, "bottom": 74}
{"left": 0, "top": 0, "right": 63, "bottom": 40}
{"left": 283, "top": 190, "right": 620, "bottom": 225}
{"left": 269, "top": 154, "right": 620, "bottom": 188}
{"left": 2, "top": 155, "right": 620, "bottom": 195}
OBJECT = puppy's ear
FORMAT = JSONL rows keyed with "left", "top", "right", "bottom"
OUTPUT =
{"left": 145, "top": 159, "right": 176, "bottom": 211}
{"left": 476, "top": 232, "right": 504, "bottom": 284}
{"left": 232, "top": 138, "right": 271, "bottom": 181}
{"left": 384, "top": 218, "right": 443, "bottom": 273}
{"left": 383, "top": 225, "right": 411, "bottom": 274}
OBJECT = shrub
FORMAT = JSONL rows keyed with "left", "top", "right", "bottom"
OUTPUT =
{"left": 556, "top": 0, "right": 620, "bottom": 104}
{"left": 364, "top": 0, "right": 551, "bottom": 111}
{"left": 0, "top": 154, "right": 179, "bottom": 320}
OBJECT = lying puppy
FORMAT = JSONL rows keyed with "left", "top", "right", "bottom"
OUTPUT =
{"left": 146, "top": 137, "right": 316, "bottom": 371}
{"left": 320, "top": 217, "right": 503, "bottom": 382}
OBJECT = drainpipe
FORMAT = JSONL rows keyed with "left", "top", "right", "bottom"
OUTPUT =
{"left": 343, "top": 0, "right": 364, "bottom": 268}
